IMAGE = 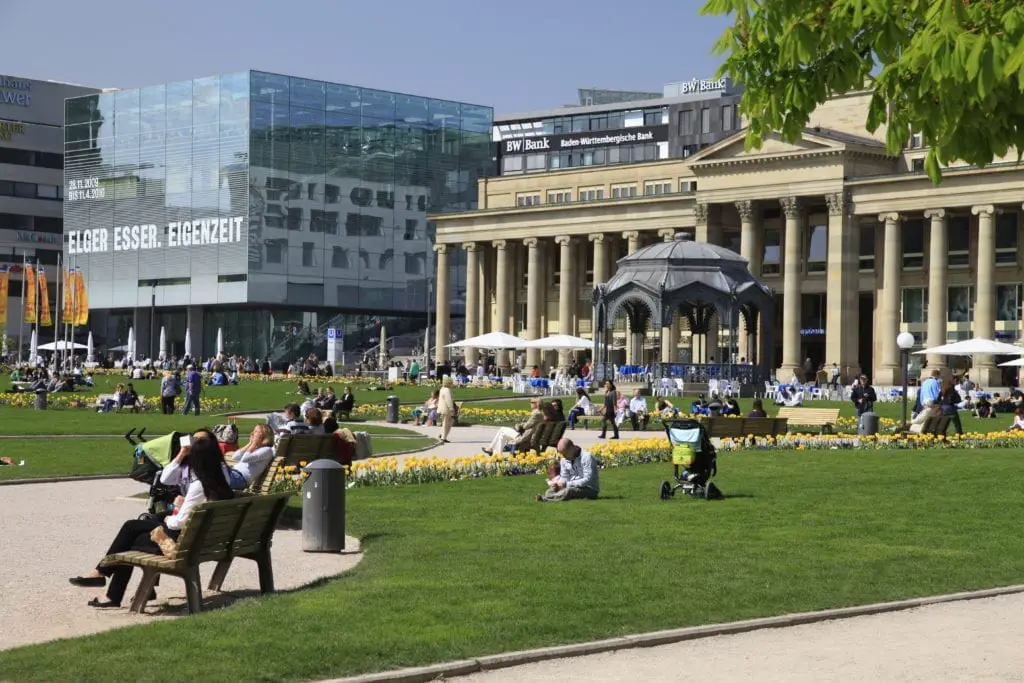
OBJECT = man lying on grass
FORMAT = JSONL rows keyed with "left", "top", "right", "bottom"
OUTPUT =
{"left": 536, "top": 437, "right": 599, "bottom": 502}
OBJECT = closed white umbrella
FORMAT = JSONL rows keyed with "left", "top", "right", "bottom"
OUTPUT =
{"left": 447, "top": 332, "right": 527, "bottom": 349}
{"left": 378, "top": 325, "right": 388, "bottom": 367}
{"left": 184, "top": 328, "right": 192, "bottom": 358}
{"left": 914, "top": 338, "right": 1024, "bottom": 356}
{"left": 127, "top": 327, "right": 135, "bottom": 359}
{"left": 29, "top": 329, "right": 37, "bottom": 361}
{"left": 159, "top": 326, "right": 167, "bottom": 360}
{"left": 86, "top": 331, "right": 94, "bottom": 362}
{"left": 216, "top": 327, "right": 224, "bottom": 355}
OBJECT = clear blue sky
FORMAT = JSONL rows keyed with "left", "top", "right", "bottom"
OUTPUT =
{"left": 3, "top": 0, "right": 731, "bottom": 115}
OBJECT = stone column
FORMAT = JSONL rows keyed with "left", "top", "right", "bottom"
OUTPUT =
{"left": 924, "top": 209, "right": 948, "bottom": 374}
{"left": 824, "top": 192, "right": 860, "bottom": 381}
{"left": 478, "top": 244, "right": 489, "bottom": 335}
{"left": 555, "top": 235, "right": 576, "bottom": 368}
{"left": 660, "top": 229, "right": 679, "bottom": 361}
{"left": 463, "top": 242, "right": 479, "bottom": 367}
{"left": 492, "top": 239, "right": 510, "bottom": 369}
{"left": 660, "top": 325, "right": 673, "bottom": 363}
{"left": 777, "top": 196, "right": 803, "bottom": 380}
{"left": 434, "top": 244, "right": 450, "bottom": 363}
{"left": 622, "top": 230, "right": 640, "bottom": 364}
{"left": 590, "top": 234, "right": 609, "bottom": 360}
{"left": 875, "top": 212, "right": 902, "bottom": 385}
{"left": 737, "top": 199, "right": 758, "bottom": 362}
{"left": 695, "top": 203, "right": 720, "bottom": 360}
{"left": 973, "top": 204, "right": 998, "bottom": 385}
{"left": 524, "top": 237, "right": 542, "bottom": 369}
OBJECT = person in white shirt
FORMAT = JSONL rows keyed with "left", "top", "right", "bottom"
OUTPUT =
{"left": 567, "top": 388, "right": 593, "bottom": 430}
{"left": 536, "top": 438, "right": 600, "bottom": 502}
{"left": 227, "top": 424, "right": 275, "bottom": 490}
{"left": 268, "top": 403, "right": 313, "bottom": 441}
{"left": 69, "top": 430, "right": 233, "bottom": 608}
{"left": 628, "top": 390, "right": 649, "bottom": 431}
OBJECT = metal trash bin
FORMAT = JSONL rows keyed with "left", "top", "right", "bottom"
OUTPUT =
{"left": 301, "top": 459, "right": 346, "bottom": 553}
{"left": 858, "top": 411, "right": 879, "bottom": 436}
{"left": 34, "top": 389, "right": 48, "bottom": 411}
{"left": 386, "top": 395, "right": 400, "bottom": 423}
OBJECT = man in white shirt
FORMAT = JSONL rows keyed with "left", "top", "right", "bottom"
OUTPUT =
{"left": 628, "top": 389, "right": 649, "bottom": 431}
{"left": 536, "top": 438, "right": 599, "bottom": 502}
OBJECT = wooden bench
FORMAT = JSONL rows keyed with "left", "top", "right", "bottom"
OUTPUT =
{"left": 911, "top": 414, "right": 951, "bottom": 436}
{"left": 528, "top": 420, "right": 567, "bottom": 452}
{"left": 94, "top": 393, "right": 146, "bottom": 413}
{"left": 700, "top": 416, "right": 789, "bottom": 438}
{"left": 776, "top": 407, "right": 841, "bottom": 433}
{"left": 247, "top": 433, "right": 349, "bottom": 495}
{"left": 98, "top": 492, "right": 292, "bottom": 614}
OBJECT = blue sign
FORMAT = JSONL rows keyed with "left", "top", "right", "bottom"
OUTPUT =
{"left": 327, "top": 329, "right": 336, "bottom": 339}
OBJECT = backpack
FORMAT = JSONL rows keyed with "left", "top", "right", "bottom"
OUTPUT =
{"left": 211, "top": 423, "right": 239, "bottom": 445}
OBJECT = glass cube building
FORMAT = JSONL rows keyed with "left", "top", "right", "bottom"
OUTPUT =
{"left": 63, "top": 70, "right": 492, "bottom": 361}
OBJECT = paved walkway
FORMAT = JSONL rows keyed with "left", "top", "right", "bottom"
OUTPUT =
{"left": 460, "top": 593, "right": 1024, "bottom": 682}
{"left": 0, "top": 478, "right": 362, "bottom": 651}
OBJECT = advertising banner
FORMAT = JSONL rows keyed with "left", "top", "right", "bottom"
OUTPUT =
{"left": 497, "top": 125, "right": 669, "bottom": 157}
{"left": 75, "top": 269, "right": 89, "bottom": 326}
{"left": 0, "top": 266, "right": 7, "bottom": 327}
{"left": 62, "top": 269, "right": 73, "bottom": 321}
{"left": 38, "top": 269, "right": 51, "bottom": 327}
{"left": 23, "top": 265, "right": 35, "bottom": 324}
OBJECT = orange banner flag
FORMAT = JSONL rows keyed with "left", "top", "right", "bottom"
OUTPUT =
{"left": 38, "top": 269, "right": 51, "bottom": 327}
{"left": 0, "top": 267, "right": 8, "bottom": 328}
{"left": 23, "top": 265, "right": 36, "bottom": 324}
{"left": 75, "top": 269, "right": 89, "bottom": 326}
{"left": 62, "top": 269, "right": 73, "bottom": 321}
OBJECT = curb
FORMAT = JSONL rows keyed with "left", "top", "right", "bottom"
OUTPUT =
{"left": 0, "top": 473, "right": 124, "bottom": 486}
{"left": 321, "top": 583, "right": 1024, "bottom": 683}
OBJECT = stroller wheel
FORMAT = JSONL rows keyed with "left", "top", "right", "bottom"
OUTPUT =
{"left": 659, "top": 480, "right": 672, "bottom": 500}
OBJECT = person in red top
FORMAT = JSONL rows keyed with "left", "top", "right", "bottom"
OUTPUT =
{"left": 530, "top": 365, "right": 540, "bottom": 378}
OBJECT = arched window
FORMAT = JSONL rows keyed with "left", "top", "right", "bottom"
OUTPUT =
{"left": 379, "top": 248, "right": 394, "bottom": 270}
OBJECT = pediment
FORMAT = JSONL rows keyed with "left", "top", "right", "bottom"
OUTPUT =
{"left": 688, "top": 128, "right": 890, "bottom": 166}
{"left": 707, "top": 135, "right": 832, "bottom": 159}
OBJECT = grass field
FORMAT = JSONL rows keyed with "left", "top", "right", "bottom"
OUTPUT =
{"left": 2, "top": 448, "right": 1023, "bottom": 681}
{"left": 0, "top": 433, "right": 435, "bottom": 482}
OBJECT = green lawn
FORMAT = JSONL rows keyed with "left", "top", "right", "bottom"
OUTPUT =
{"left": 2, "top": 449, "right": 1024, "bottom": 681}
{"left": 0, "top": 432, "right": 435, "bottom": 482}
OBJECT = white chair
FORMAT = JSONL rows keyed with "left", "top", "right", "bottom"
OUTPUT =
{"left": 708, "top": 379, "right": 719, "bottom": 398}
{"left": 673, "top": 378, "right": 685, "bottom": 396}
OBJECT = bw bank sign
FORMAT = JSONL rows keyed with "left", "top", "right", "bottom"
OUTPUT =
{"left": 500, "top": 125, "right": 668, "bottom": 155}
{"left": 0, "top": 76, "right": 31, "bottom": 107}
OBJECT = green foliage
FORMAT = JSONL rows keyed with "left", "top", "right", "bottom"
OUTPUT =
{"left": 701, "top": 0, "right": 1024, "bottom": 183}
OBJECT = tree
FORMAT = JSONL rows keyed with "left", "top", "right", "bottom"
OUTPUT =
{"left": 701, "top": 0, "right": 1024, "bottom": 183}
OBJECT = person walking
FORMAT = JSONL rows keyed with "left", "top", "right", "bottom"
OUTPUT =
{"left": 182, "top": 364, "right": 202, "bottom": 416}
{"left": 159, "top": 371, "right": 180, "bottom": 415}
{"left": 437, "top": 376, "right": 456, "bottom": 443}
{"left": 598, "top": 380, "right": 619, "bottom": 439}
{"left": 939, "top": 376, "right": 965, "bottom": 436}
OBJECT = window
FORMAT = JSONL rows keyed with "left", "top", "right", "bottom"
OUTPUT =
{"left": 547, "top": 190, "right": 572, "bottom": 203}
{"left": 700, "top": 108, "right": 711, "bottom": 134}
{"left": 266, "top": 241, "right": 284, "bottom": 264}
{"left": 806, "top": 224, "right": 827, "bottom": 273}
{"left": 0, "top": 148, "right": 63, "bottom": 169}
{"left": 643, "top": 108, "right": 664, "bottom": 126}
{"left": 902, "top": 288, "right": 926, "bottom": 323}
{"left": 525, "top": 153, "right": 546, "bottom": 172}
{"left": 301, "top": 242, "right": 315, "bottom": 267}
{"left": 948, "top": 285, "right": 973, "bottom": 322}
{"left": 911, "top": 158, "right": 925, "bottom": 172}
{"left": 762, "top": 228, "right": 781, "bottom": 275}
{"left": 36, "top": 184, "right": 58, "bottom": 199}
{"left": 14, "top": 182, "right": 35, "bottom": 198}
{"left": 902, "top": 219, "right": 924, "bottom": 268}
{"left": 331, "top": 247, "right": 350, "bottom": 269}
{"left": 996, "top": 212, "right": 1018, "bottom": 265}
{"left": 579, "top": 187, "right": 604, "bottom": 201}
{"left": 502, "top": 155, "right": 524, "bottom": 174}
{"left": 681, "top": 144, "right": 699, "bottom": 158}
{"left": 404, "top": 253, "right": 425, "bottom": 275}
{"left": 643, "top": 181, "right": 671, "bottom": 196}
{"left": 907, "top": 132, "right": 923, "bottom": 149}
{"left": 516, "top": 193, "right": 540, "bottom": 207}
{"left": 611, "top": 185, "right": 637, "bottom": 198}
{"left": 287, "top": 208, "right": 302, "bottom": 231}
{"left": 721, "top": 105, "right": 735, "bottom": 131}
{"left": 948, "top": 216, "right": 970, "bottom": 267}
{"left": 997, "top": 284, "right": 1021, "bottom": 321}
{"left": 678, "top": 109, "right": 696, "bottom": 135}
{"left": 403, "top": 219, "right": 418, "bottom": 240}
{"left": 859, "top": 224, "right": 875, "bottom": 270}
{"left": 379, "top": 249, "right": 394, "bottom": 270}
{"left": 679, "top": 180, "right": 697, "bottom": 192}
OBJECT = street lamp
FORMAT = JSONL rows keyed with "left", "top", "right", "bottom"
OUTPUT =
{"left": 896, "top": 331, "right": 916, "bottom": 433}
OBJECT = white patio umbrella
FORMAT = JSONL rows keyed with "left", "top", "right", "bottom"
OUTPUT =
{"left": 998, "top": 357, "right": 1024, "bottom": 367}
{"left": 913, "top": 338, "right": 1024, "bottom": 357}
{"left": 447, "top": 332, "right": 527, "bottom": 349}
{"left": 184, "top": 328, "right": 192, "bottom": 358}
{"left": 29, "top": 329, "right": 37, "bottom": 360}
{"left": 86, "top": 331, "right": 94, "bottom": 362}
{"left": 159, "top": 326, "right": 167, "bottom": 360}
{"left": 522, "top": 334, "right": 599, "bottom": 350}
{"left": 216, "top": 327, "right": 224, "bottom": 355}
{"left": 38, "top": 341, "right": 88, "bottom": 351}
{"left": 127, "top": 327, "right": 135, "bottom": 359}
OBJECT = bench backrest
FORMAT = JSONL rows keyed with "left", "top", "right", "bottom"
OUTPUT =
{"left": 531, "top": 420, "right": 567, "bottom": 452}
{"left": 249, "top": 456, "right": 285, "bottom": 495}
{"left": 703, "top": 417, "right": 788, "bottom": 438}
{"left": 275, "top": 433, "right": 341, "bottom": 466}
{"left": 776, "top": 407, "right": 840, "bottom": 425}
{"left": 171, "top": 492, "right": 292, "bottom": 565}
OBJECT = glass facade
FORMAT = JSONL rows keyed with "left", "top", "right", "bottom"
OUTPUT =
{"left": 64, "top": 71, "right": 493, "bottom": 359}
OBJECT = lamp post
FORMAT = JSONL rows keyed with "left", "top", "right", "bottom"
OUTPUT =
{"left": 897, "top": 331, "right": 915, "bottom": 433}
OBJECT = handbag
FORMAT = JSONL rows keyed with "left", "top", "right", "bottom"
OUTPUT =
{"left": 150, "top": 525, "right": 178, "bottom": 557}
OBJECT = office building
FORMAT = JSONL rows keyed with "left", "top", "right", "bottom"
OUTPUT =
{"left": 63, "top": 70, "right": 492, "bottom": 361}
{"left": 0, "top": 74, "right": 100, "bottom": 342}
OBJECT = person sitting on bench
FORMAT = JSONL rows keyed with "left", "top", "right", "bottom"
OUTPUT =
{"left": 629, "top": 390, "right": 649, "bottom": 430}
{"left": 482, "top": 397, "right": 543, "bottom": 455}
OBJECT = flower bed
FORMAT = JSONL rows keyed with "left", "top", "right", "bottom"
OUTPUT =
{"left": 0, "top": 392, "right": 233, "bottom": 412}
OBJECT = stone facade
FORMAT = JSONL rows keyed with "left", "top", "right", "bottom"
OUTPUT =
{"left": 432, "top": 94, "right": 1024, "bottom": 386}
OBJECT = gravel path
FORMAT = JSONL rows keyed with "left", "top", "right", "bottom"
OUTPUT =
{"left": 461, "top": 593, "right": 1024, "bottom": 682}
{"left": 0, "top": 478, "right": 361, "bottom": 652}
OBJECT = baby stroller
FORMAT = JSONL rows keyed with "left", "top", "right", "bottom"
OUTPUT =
{"left": 659, "top": 418, "right": 723, "bottom": 500}
{"left": 125, "top": 428, "right": 184, "bottom": 515}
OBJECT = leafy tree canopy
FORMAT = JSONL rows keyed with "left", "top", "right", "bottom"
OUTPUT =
{"left": 701, "top": 0, "right": 1024, "bottom": 183}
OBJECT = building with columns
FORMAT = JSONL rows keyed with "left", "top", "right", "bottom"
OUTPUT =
{"left": 431, "top": 91, "right": 1024, "bottom": 387}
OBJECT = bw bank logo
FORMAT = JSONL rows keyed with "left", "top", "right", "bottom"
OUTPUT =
{"left": 503, "top": 137, "right": 551, "bottom": 154}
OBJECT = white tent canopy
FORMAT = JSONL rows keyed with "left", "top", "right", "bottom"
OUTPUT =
{"left": 522, "top": 334, "right": 598, "bottom": 350}
{"left": 38, "top": 341, "right": 88, "bottom": 351}
{"left": 447, "top": 332, "right": 527, "bottom": 349}
{"left": 913, "top": 338, "right": 1024, "bottom": 357}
